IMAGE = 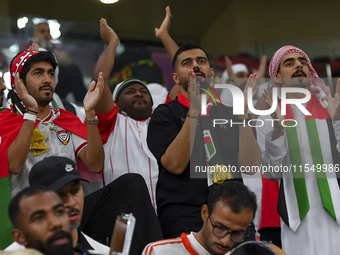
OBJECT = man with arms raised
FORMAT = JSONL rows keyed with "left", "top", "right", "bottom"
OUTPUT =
{"left": 92, "top": 18, "right": 158, "bottom": 207}
{"left": 147, "top": 42, "right": 261, "bottom": 238}
{"left": 0, "top": 45, "right": 104, "bottom": 247}
{"left": 0, "top": 44, "right": 104, "bottom": 196}
{"left": 256, "top": 45, "right": 340, "bottom": 255}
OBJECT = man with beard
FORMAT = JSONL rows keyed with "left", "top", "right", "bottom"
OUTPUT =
{"left": 256, "top": 45, "right": 340, "bottom": 255}
{"left": 147, "top": 42, "right": 261, "bottom": 238}
{"left": 8, "top": 185, "right": 79, "bottom": 255}
{"left": 142, "top": 181, "right": 256, "bottom": 255}
{"left": 6, "top": 156, "right": 110, "bottom": 254}
{"left": 6, "top": 156, "right": 162, "bottom": 255}
{"left": 0, "top": 45, "right": 104, "bottom": 248}
{"left": 92, "top": 18, "right": 158, "bottom": 208}
{"left": 0, "top": 45, "right": 104, "bottom": 197}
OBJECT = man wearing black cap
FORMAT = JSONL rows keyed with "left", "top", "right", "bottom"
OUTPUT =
{"left": 6, "top": 156, "right": 109, "bottom": 254}
{"left": 30, "top": 156, "right": 111, "bottom": 254}
{"left": 92, "top": 19, "right": 158, "bottom": 209}
{"left": 6, "top": 156, "right": 163, "bottom": 255}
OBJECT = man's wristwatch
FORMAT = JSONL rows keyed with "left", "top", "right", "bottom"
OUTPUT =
{"left": 86, "top": 116, "right": 99, "bottom": 125}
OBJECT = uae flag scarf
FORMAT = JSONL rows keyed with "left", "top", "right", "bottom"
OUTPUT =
{"left": 177, "top": 91, "right": 239, "bottom": 187}
{"left": 0, "top": 107, "right": 87, "bottom": 249}
{"left": 0, "top": 50, "right": 87, "bottom": 248}
{"left": 277, "top": 95, "right": 340, "bottom": 231}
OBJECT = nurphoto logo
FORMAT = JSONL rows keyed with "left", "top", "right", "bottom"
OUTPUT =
{"left": 194, "top": 78, "right": 312, "bottom": 128}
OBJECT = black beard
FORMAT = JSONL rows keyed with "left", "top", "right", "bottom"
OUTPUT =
{"left": 45, "top": 230, "right": 73, "bottom": 255}
{"left": 27, "top": 230, "right": 74, "bottom": 255}
{"left": 36, "top": 98, "right": 52, "bottom": 107}
{"left": 179, "top": 68, "right": 207, "bottom": 92}
{"left": 44, "top": 243, "right": 74, "bottom": 255}
{"left": 180, "top": 77, "right": 189, "bottom": 91}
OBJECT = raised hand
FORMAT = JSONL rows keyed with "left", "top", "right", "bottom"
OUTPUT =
{"left": 253, "top": 55, "right": 267, "bottom": 78}
{"left": 224, "top": 56, "right": 235, "bottom": 79}
{"left": 262, "top": 88, "right": 283, "bottom": 121}
{"left": 155, "top": 6, "right": 172, "bottom": 39}
{"left": 14, "top": 73, "right": 38, "bottom": 111}
{"left": 84, "top": 72, "right": 104, "bottom": 113}
{"left": 28, "top": 42, "right": 39, "bottom": 52}
{"left": 241, "top": 73, "right": 259, "bottom": 118}
{"left": 100, "top": 18, "right": 119, "bottom": 47}
{"left": 188, "top": 69, "right": 201, "bottom": 115}
{"left": 326, "top": 78, "right": 340, "bottom": 120}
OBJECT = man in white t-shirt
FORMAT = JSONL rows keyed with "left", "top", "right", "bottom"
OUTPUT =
{"left": 0, "top": 45, "right": 105, "bottom": 197}
{"left": 0, "top": 45, "right": 104, "bottom": 248}
{"left": 93, "top": 18, "right": 158, "bottom": 208}
{"left": 142, "top": 181, "right": 256, "bottom": 255}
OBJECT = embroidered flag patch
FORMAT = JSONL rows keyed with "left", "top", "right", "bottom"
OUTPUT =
{"left": 203, "top": 130, "right": 216, "bottom": 161}
{"left": 57, "top": 130, "right": 70, "bottom": 145}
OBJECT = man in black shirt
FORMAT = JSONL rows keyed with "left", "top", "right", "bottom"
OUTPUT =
{"left": 147, "top": 43, "right": 261, "bottom": 238}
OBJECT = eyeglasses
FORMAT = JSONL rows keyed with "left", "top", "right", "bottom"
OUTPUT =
{"left": 208, "top": 215, "right": 249, "bottom": 243}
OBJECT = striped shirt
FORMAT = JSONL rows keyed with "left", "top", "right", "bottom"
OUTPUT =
{"left": 97, "top": 107, "right": 158, "bottom": 210}
{"left": 142, "top": 232, "right": 213, "bottom": 255}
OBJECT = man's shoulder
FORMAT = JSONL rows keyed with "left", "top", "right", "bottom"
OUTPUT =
{"left": 50, "top": 107, "right": 88, "bottom": 139}
{"left": 97, "top": 106, "right": 119, "bottom": 123}
{"left": 214, "top": 102, "right": 233, "bottom": 111}
{"left": 53, "top": 107, "right": 79, "bottom": 119}
{"left": 0, "top": 108, "right": 22, "bottom": 119}
{"left": 4, "top": 241, "right": 25, "bottom": 251}
{"left": 0, "top": 110, "right": 24, "bottom": 147}
{"left": 206, "top": 102, "right": 234, "bottom": 118}
{"left": 154, "top": 101, "right": 174, "bottom": 111}
{"left": 80, "top": 231, "right": 110, "bottom": 254}
{"left": 152, "top": 99, "right": 185, "bottom": 118}
{"left": 142, "top": 235, "right": 190, "bottom": 255}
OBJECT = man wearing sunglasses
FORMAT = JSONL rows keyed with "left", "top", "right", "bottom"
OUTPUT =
{"left": 142, "top": 181, "right": 257, "bottom": 255}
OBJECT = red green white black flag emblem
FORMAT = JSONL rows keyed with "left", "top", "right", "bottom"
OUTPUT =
{"left": 203, "top": 130, "right": 216, "bottom": 161}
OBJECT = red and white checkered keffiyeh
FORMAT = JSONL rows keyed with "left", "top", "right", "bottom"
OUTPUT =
{"left": 10, "top": 50, "right": 39, "bottom": 94}
{"left": 269, "top": 45, "right": 328, "bottom": 107}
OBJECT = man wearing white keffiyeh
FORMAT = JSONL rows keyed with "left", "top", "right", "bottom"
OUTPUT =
{"left": 256, "top": 45, "right": 340, "bottom": 255}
